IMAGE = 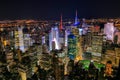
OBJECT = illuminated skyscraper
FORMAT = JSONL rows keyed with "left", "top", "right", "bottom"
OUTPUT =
{"left": 81, "top": 20, "right": 88, "bottom": 35}
{"left": 59, "top": 15, "right": 65, "bottom": 48}
{"left": 67, "top": 32, "right": 78, "bottom": 60}
{"left": 75, "top": 36, "right": 83, "bottom": 62}
{"left": 65, "top": 30, "right": 68, "bottom": 47}
{"left": 91, "top": 35, "right": 103, "bottom": 62}
{"left": 6, "top": 51, "right": 14, "bottom": 64}
{"left": 49, "top": 27, "right": 60, "bottom": 50}
{"left": 42, "top": 36, "right": 46, "bottom": 44}
{"left": 59, "top": 14, "right": 63, "bottom": 30}
{"left": 74, "top": 10, "right": 78, "bottom": 25}
{"left": 23, "top": 34, "right": 31, "bottom": 51}
{"left": 104, "top": 23, "right": 115, "bottom": 41}
{"left": 114, "top": 31, "right": 120, "bottom": 44}
{"left": 14, "top": 27, "right": 25, "bottom": 52}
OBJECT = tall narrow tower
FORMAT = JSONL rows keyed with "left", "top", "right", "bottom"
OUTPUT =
{"left": 74, "top": 10, "right": 78, "bottom": 25}
{"left": 49, "top": 27, "right": 60, "bottom": 51}
{"left": 14, "top": 27, "right": 25, "bottom": 52}
{"left": 59, "top": 14, "right": 63, "bottom": 30}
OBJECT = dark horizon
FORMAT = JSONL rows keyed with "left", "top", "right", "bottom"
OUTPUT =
{"left": 0, "top": 0, "right": 120, "bottom": 20}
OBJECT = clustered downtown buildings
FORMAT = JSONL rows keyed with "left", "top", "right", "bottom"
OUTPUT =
{"left": 0, "top": 12, "right": 120, "bottom": 80}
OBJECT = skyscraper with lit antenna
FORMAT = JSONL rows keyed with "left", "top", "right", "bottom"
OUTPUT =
{"left": 74, "top": 10, "right": 79, "bottom": 26}
{"left": 59, "top": 14, "right": 63, "bottom": 30}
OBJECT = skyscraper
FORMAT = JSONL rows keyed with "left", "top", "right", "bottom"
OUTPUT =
{"left": 59, "top": 14, "right": 63, "bottom": 30}
{"left": 59, "top": 14, "right": 65, "bottom": 48}
{"left": 104, "top": 23, "right": 115, "bottom": 42}
{"left": 14, "top": 27, "right": 25, "bottom": 52}
{"left": 49, "top": 27, "right": 60, "bottom": 51}
{"left": 74, "top": 10, "right": 78, "bottom": 25}
{"left": 67, "top": 32, "right": 78, "bottom": 60}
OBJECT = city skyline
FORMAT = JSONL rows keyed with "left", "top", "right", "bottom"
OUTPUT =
{"left": 0, "top": 0, "right": 120, "bottom": 20}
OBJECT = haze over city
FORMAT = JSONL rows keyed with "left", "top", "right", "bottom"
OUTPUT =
{"left": 0, "top": 0, "right": 120, "bottom": 20}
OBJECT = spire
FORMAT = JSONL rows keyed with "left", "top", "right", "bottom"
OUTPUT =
{"left": 59, "top": 14, "right": 63, "bottom": 30}
{"left": 75, "top": 10, "right": 78, "bottom": 25}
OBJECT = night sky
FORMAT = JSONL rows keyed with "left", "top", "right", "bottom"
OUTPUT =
{"left": 0, "top": 0, "right": 120, "bottom": 20}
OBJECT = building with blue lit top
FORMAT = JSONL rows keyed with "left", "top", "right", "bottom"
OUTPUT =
{"left": 67, "top": 32, "right": 78, "bottom": 60}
